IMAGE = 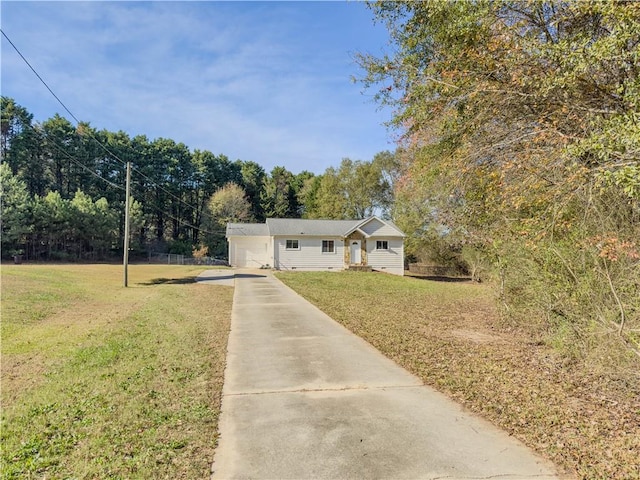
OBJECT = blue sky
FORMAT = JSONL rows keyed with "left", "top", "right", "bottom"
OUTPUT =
{"left": 1, "top": 1, "right": 396, "bottom": 174}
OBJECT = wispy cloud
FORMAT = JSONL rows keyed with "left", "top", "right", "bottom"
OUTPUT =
{"left": 1, "top": 1, "right": 394, "bottom": 173}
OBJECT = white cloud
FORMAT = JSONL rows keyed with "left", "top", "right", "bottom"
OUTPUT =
{"left": 1, "top": 1, "right": 395, "bottom": 174}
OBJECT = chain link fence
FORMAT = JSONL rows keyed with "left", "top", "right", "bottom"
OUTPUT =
{"left": 147, "top": 252, "right": 228, "bottom": 266}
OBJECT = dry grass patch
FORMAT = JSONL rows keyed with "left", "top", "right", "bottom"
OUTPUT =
{"left": 276, "top": 271, "right": 640, "bottom": 480}
{"left": 1, "top": 264, "right": 233, "bottom": 479}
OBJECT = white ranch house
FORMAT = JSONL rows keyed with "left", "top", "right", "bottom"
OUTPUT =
{"left": 226, "top": 217, "right": 405, "bottom": 276}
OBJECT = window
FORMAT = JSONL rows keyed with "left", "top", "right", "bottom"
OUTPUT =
{"left": 322, "top": 240, "right": 335, "bottom": 253}
{"left": 286, "top": 239, "right": 299, "bottom": 250}
{"left": 376, "top": 240, "right": 389, "bottom": 250}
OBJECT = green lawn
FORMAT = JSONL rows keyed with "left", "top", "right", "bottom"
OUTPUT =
{"left": 277, "top": 271, "right": 640, "bottom": 480}
{"left": 1, "top": 264, "right": 233, "bottom": 479}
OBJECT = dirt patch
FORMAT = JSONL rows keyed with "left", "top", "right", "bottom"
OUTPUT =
{"left": 1, "top": 353, "right": 52, "bottom": 405}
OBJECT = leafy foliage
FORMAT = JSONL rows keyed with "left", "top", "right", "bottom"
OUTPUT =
{"left": 303, "top": 153, "right": 399, "bottom": 219}
{"left": 358, "top": 1, "right": 640, "bottom": 355}
{"left": 202, "top": 182, "right": 253, "bottom": 257}
{"left": 0, "top": 163, "right": 31, "bottom": 256}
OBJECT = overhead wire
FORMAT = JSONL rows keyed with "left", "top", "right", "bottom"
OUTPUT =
{"left": 22, "top": 121, "right": 125, "bottom": 191}
{"left": 2, "top": 28, "right": 229, "bottom": 230}
{"left": 20, "top": 124, "right": 227, "bottom": 235}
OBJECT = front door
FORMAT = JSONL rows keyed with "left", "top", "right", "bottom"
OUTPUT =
{"left": 350, "top": 240, "right": 361, "bottom": 264}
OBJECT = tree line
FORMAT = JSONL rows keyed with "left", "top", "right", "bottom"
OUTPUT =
{"left": 1, "top": 96, "right": 397, "bottom": 260}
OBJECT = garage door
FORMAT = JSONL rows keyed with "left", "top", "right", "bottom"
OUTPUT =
{"left": 234, "top": 241, "right": 268, "bottom": 268}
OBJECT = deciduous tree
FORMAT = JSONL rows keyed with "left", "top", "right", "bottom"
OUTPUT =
{"left": 359, "top": 0, "right": 640, "bottom": 354}
{"left": 203, "top": 182, "right": 252, "bottom": 257}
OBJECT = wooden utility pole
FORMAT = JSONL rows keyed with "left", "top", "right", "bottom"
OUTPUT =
{"left": 123, "top": 162, "right": 131, "bottom": 287}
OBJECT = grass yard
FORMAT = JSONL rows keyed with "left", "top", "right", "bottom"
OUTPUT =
{"left": 276, "top": 271, "right": 640, "bottom": 480}
{"left": 1, "top": 264, "right": 233, "bottom": 479}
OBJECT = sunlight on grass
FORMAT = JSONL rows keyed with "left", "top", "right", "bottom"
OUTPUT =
{"left": 1, "top": 264, "right": 233, "bottom": 479}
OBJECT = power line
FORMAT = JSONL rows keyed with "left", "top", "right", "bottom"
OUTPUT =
{"left": 17, "top": 124, "right": 227, "bottom": 235}
{"left": 1, "top": 29, "right": 83, "bottom": 126}
{"left": 1, "top": 28, "right": 135, "bottom": 172}
{"left": 22, "top": 121, "right": 125, "bottom": 191}
{"left": 1, "top": 28, "right": 219, "bottom": 222}
{"left": 147, "top": 209, "right": 228, "bottom": 237}
{"left": 21, "top": 121, "right": 227, "bottom": 236}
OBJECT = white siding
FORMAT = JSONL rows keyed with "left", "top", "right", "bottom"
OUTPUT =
{"left": 228, "top": 236, "right": 270, "bottom": 268}
{"left": 274, "top": 236, "right": 344, "bottom": 271}
{"left": 360, "top": 218, "right": 402, "bottom": 237}
{"left": 367, "top": 238, "right": 404, "bottom": 276}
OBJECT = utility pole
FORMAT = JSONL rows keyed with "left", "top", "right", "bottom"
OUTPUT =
{"left": 123, "top": 161, "right": 131, "bottom": 287}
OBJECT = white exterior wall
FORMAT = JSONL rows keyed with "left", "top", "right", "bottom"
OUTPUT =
{"left": 228, "top": 236, "right": 270, "bottom": 268}
{"left": 366, "top": 238, "right": 404, "bottom": 276}
{"left": 274, "top": 236, "right": 344, "bottom": 271}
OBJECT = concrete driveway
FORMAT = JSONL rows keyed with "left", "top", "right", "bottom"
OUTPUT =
{"left": 211, "top": 270, "right": 560, "bottom": 479}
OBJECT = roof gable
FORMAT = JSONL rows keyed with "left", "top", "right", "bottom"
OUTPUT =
{"left": 345, "top": 217, "right": 405, "bottom": 238}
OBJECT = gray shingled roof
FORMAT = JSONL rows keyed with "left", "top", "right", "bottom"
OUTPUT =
{"left": 265, "top": 218, "right": 360, "bottom": 236}
{"left": 226, "top": 217, "right": 404, "bottom": 237}
{"left": 226, "top": 223, "right": 270, "bottom": 236}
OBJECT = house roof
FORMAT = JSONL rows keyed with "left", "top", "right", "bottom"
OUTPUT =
{"left": 226, "top": 223, "right": 270, "bottom": 237}
{"left": 266, "top": 218, "right": 360, "bottom": 236}
{"left": 227, "top": 217, "right": 405, "bottom": 238}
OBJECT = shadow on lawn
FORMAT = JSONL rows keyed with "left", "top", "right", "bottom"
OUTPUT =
{"left": 408, "top": 275, "right": 474, "bottom": 283}
{"left": 140, "top": 273, "right": 267, "bottom": 286}
{"left": 196, "top": 273, "right": 267, "bottom": 281}
{"left": 140, "top": 276, "right": 199, "bottom": 285}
